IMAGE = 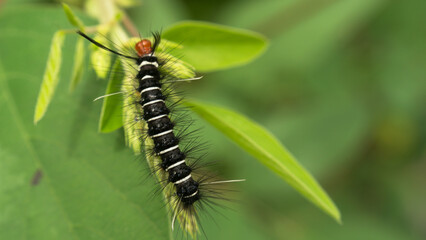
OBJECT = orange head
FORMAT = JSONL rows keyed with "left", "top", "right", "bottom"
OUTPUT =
{"left": 135, "top": 39, "right": 152, "bottom": 56}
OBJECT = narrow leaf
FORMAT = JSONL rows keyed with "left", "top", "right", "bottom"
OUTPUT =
{"left": 186, "top": 100, "right": 341, "bottom": 223}
{"left": 69, "top": 37, "right": 85, "bottom": 92}
{"left": 90, "top": 32, "right": 112, "bottom": 79}
{"left": 62, "top": 3, "right": 85, "bottom": 31}
{"left": 163, "top": 21, "right": 268, "bottom": 71}
{"left": 33, "top": 31, "right": 65, "bottom": 124}
{"left": 98, "top": 59, "right": 124, "bottom": 132}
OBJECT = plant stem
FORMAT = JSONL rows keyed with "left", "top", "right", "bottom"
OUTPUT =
{"left": 122, "top": 13, "right": 140, "bottom": 38}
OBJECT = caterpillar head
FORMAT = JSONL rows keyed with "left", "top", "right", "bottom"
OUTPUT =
{"left": 135, "top": 39, "right": 152, "bottom": 56}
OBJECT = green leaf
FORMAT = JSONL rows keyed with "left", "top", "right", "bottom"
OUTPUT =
{"left": 62, "top": 3, "right": 85, "bottom": 31}
{"left": 163, "top": 21, "right": 268, "bottom": 72}
{"left": 186, "top": 100, "right": 341, "bottom": 223}
{"left": 0, "top": 6, "right": 169, "bottom": 239}
{"left": 33, "top": 30, "right": 65, "bottom": 124}
{"left": 90, "top": 30, "right": 112, "bottom": 79}
{"left": 98, "top": 59, "right": 124, "bottom": 132}
{"left": 69, "top": 37, "right": 85, "bottom": 92}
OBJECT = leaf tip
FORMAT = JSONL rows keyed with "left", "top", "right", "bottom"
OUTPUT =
{"left": 62, "top": 2, "right": 85, "bottom": 31}
{"left": 325, "top": 202, "right": 342, "bottom": 224}
{"left": 335, "top": 211, "right": 342, "bottom": 225}
{"left": 33, "top": 97, "right": 47, "bottom": 125}
{"left": 61, "top": 2, "right": 70, "bottom": 10}
{"left": 33, "top": 113, "right": 41, "bottom": 125}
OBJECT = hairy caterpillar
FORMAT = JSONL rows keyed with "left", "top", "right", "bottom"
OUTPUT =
{"left": 77, "top": 31, "right": 242, "bottom": 237}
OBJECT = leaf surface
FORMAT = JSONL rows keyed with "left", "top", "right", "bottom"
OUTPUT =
{"left": 69, "top": 37, "right": 85, "bottom": 92}
{"left": 98, "top": 59, "right": 124, "bottom": 133}
{"left": 0, "top": 6, "right": 169, "bottom": 240}
{"left": 186, "top": 100, "right": 341, "bottom": 223}
{"left": 33, "top": 30, "right": 65, "bottom": 124}
{"left": 163, "top": 21, "right": 268, "bottom": 71}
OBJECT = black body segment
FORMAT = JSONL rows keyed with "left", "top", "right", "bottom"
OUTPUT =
{"left": 153, "top": 132, "right": 179, "bottom": 152}
{"left": 147, "top": 117, "right": 174, "bottom": 135}
{"left": 137, "top": 76, "right": 161, "bottom": 90}
{"left": 142, "top": 102, "right": 169, "bottom": 120}
{"left": 160, "top": 148, "right": 186, "bottom": 169}
{"left": 168, "top": 165, "right": 192, "bottom": 183}
{"left": 137, "top": 54, "right": 200, "bottom": 204}
{"left": 140, "top": 89, "right": 165, "bottom": 105}
{"left": 177, "top": 179, "right": 200, "bottom": 205}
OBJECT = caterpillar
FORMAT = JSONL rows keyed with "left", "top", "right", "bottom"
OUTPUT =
{"left": 77, "top": 31, "right": 242, "bottom": 237}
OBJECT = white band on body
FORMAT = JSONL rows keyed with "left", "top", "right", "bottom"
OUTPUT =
{"left": 147, "top": 114, "right": 168, "bottom": 122}
{"left": 142, "top": 99, "right": 164, "bottom": 108}
{"left": 142, "top": 75, "right": 154, "bottom": 80}
{"left": 183, "top": 190, "right": 198, "bottom": 198}
{"left": 140, "top": 86, "right": 161, "bottom": 95}
{"left": 166, "top": 160, "right": 186, "bottom": 171}
{"left": 139, "top": 61, "right": 159, "bottom": 68}
{"left": 174, "top": 174, "right": 191, "bottom": 184}
{"left": 151, "top": 129, "right": 173, "bottom": 138}
{"left": 158, "top": 145, "right": 179, "bottom": 155}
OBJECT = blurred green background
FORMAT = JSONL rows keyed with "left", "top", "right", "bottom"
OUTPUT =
{"left": 0, "top": 0, "right": 425, "bottom": 239}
